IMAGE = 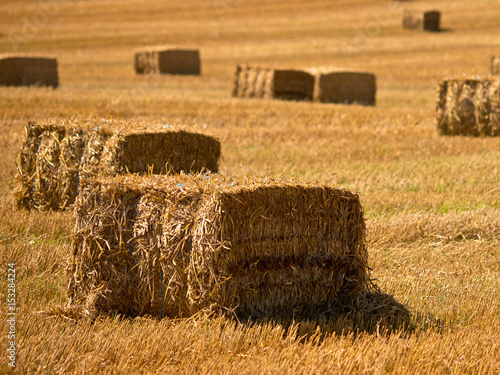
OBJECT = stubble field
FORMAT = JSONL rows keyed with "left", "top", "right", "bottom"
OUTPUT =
{"left": 0, "top": 0, "right": 499, "bottom": 373}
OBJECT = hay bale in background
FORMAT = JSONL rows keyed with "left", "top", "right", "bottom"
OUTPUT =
{"left": 310, "top": 68, "right": 376, "bottom": 105}
{"left": 68, "top": 174, "right": 369, "bottom": 320}
{"left": 0, "top": 55, "right": 58, "bottom": 88}
{"left": 232, "top": 65, "right": 314, "bottom": 101}
{"left": 273, "top": 69, "right": 315, "bottom": 100}
{"left": 134, "top": 47, "right": 201, "bottom": 75}
{"left": 16, "top": 120, "right": 221, "bottom": 211}
{"left": 403, "top": 10, "right": 440, "bottom": 31}
{"left": 232, "top": 65, "right": 376, "bottom": 105}
{"left": 436, "top": 78, "right": 500, "bottom": 137}
{"left": 491, "top": 56, "right": 500, "bottom": 75}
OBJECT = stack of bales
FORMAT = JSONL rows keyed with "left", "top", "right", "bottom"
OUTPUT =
{"left": 134, "top": 46, "right": 201, "bottom": 75}
{"left": 403, "top": 10, "right": 441, "bottom": 31}
{"left": 67, "top": 174, "right": 369, "bottom": 319}
{"left": 232, "top": 65, "right": 376, "bottom": 105}
{"left": 231, "top": 65, "right": 315, "bottom": 101}
{"left": 0, "top": 55, "right": 58, "bottom": 88}
{"left": 16, "top": 120, "right": 221, "bottom": 211}
{"left": 491, "top": 56, "right": 500, "bottom": 75}
{"left": 309, "top": 67, "right": 376, "bottom": 105}
{"left": 436, "top": 78, "right": 500, "bottom": 136}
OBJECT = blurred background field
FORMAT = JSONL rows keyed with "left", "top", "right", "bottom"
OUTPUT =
{"left": 0, "top": 0, "right": 499, "bottom": 373}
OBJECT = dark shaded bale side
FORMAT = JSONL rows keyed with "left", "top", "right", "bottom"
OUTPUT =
{"left": 67, "top": 175, "right": 369, "bottom": 320}
{"left": 134, "top": 47, "right": 200, "bottom": 75}
{"left": 423, "top": 11, "right": 440, "bottom": 31}
{"left": 436, "top": 79, "right": 500, "bottom": 137}
{"left": 16, "top": 120, "right": 221, "bottom": 211}
{"left": 312, "top": 70, "right": 376, "bottom": 106}
{"left": 272, "top": 69, "right": 315, "bottom": 100}
{"left": 0, "top": 56, "right": 58, "bottom": 88}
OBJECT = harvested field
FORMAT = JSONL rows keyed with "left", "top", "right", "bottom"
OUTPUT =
{"left": 1, "top": 0, "right": 500, "bottom": 373}
{"left": 436, "top": 78, "right": 500, "bottom": 136}
{"left": 68, "top": 174, "right": 369, "bottom": 319}
{"left": 403, "top": 10, "right": 441, "bottom": 31}
{"left": 16, "top": 120, "right": 221, "bottom": 211}
{"left": 134, "top": 47, "right": 201, "bottom": 75}
{"left": 0, "top": 55, "right": 58, "bottom": 88}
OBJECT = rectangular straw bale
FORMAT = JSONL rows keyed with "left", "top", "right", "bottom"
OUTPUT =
{"left": 491, "top": 56, "right": 500, "bottom": 75}
{"left": 134, "top": 47, "right": 200, "bottom": 75}
{"left": 436, "top": 79, "right": 500, "bottom": 136}
{"left": 16, "top": 120, "right": 221, "bottom": 211}
{"left": 231, "top": 65, "right": 274, "bottom": 99}
{"left": 231, "top": 65, "right": 315, "bottom": 101}
{"left": 67, "top": 174, "right": 369, "bottom": 319}
{"left": 403, "top": 10, "right": 440, "bottom": 31}
{"left": 310, "top": 68, "right": 376, "bottom": 105}
{"left": 0, "top": 56, "right": 58, "bottom": 88}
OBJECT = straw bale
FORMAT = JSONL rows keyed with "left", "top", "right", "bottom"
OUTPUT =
{"left": 273, "top": 69, "right": 315, "bottom": 100}
{"left": 310, "top": 68, "right": 376, "bottom": 105}
{"left": 67, "top": 174, "right": 369, "bottom": 320}
{"left": 491, "top": 56, "right": 500, "bottom": 75}
{"left": 436, "top": 79, "right": 500, "bottom": 137}
{"left": 16, "top": 120, "right": 221, "bottom": 211}
{"left": 232, "top": 65, "right": 314, "bottom": 101}
{"left": 134, "top": 47, "right": 200, "bottom": 75}
{"left": 231, "top": 65, "right": 275, "bottom": 99}
{"left": 0, "top": 55, "right": 58, "bottom": 88}
{"left": 403, "top": 10, "right": 440, "bottom": 31}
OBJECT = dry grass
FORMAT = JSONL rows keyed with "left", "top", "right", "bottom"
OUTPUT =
{"left": 0, "top": 0, "right": 499, "bottom": 373}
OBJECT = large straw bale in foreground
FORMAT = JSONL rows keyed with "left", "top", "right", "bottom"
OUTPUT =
{"left": 491, "top": 56, "right": 500, "bottom": 75}
{"left": 310, "top": 68, "right": 376, "bottom": 105}
{"left": 16, "top": 120, "right": 221, "bottom": 211}
{"left": 403, "top": 10, "right": 440, "bottom": 31}
{"left": 0, "top": 55, "right": 58, "bottom": 88}
{"left": 134, "top": 47, "right": 201, "bottom": 75}
{"left": 436, "top": 79, "right": 500, "bottom": 137}
{"left": 68, "top": 174, "right": 369, "bottom": 319}
{"left": 232, "top": 65, "right": 315, "bottom": 101}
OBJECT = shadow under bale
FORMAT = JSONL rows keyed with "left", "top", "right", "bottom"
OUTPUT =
{"left": 238, "top": 287, "right": 413, "bottom": 341}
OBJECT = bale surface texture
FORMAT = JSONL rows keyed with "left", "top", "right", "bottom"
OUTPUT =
{"left": 436, "top": 79, "right": 500, "bottom": 137}
{"left": 0, "top": 56, "right": 58, "bottom": 87}
{"left": 134, "top": 47, "right": 200, "bottom": 75}
{"left": 68, "top": 174, "right": 369, "bottom": 319}
{"left": 16, "top": 120, "right": 221, "bottom": 211}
